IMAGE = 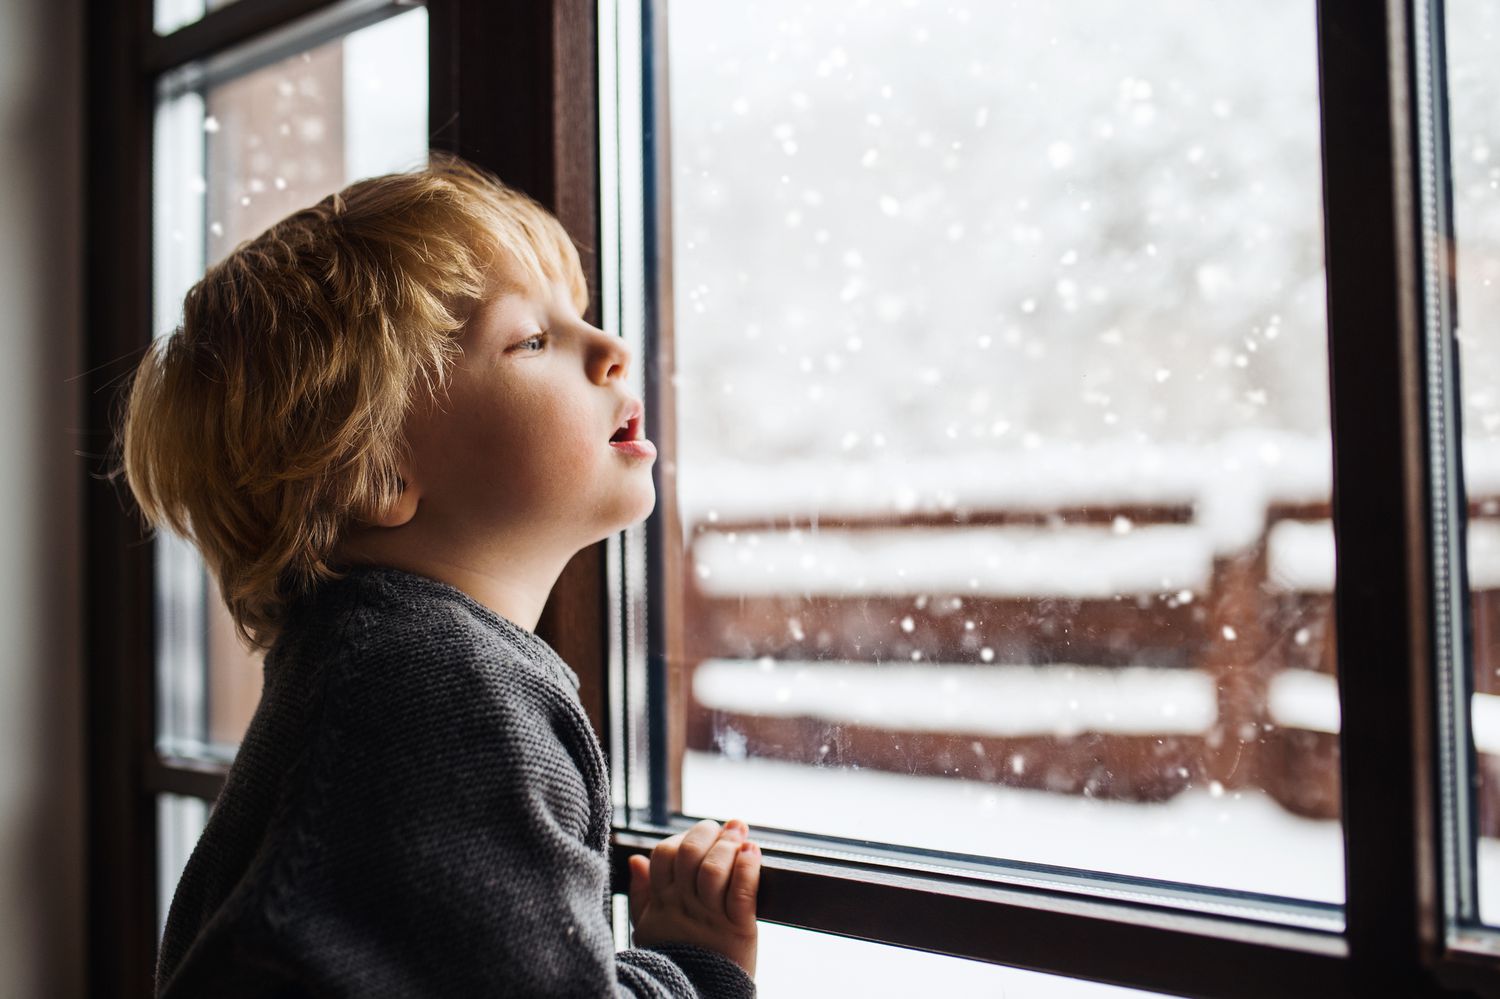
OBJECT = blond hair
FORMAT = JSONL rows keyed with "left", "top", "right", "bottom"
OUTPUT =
{"left": 117, "top": 151, "right": 589, "bottom": 650}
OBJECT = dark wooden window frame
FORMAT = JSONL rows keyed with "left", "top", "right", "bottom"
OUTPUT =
{"left": 80, "top": 0, "right": 1500, "bottom": 995}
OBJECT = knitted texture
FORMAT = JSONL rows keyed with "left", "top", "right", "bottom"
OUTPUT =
{"left": 155, "top": 566, "right": 757, "bottom": 998}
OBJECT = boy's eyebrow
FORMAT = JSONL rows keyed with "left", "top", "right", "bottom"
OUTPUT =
{"left": 468, "top": 286, "right": 555, "bottom": 350}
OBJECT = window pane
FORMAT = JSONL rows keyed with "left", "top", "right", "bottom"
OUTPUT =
{"left": 157, "top": 794, "right": 212, "bottom": 946}
{"left": 633, "top": 0, "right": 1344, "bottom": 904}
{"left": 747, "top": 922, "right": 1172, "bottom": 998}
{"left": 155, "top": 0, "right": 241, "bottom": 37}
{"left": 151, "top": 6, "right": 429, "bottom": 757}
{"left": 1446, "top": 0, "right": 1500, "bottom": 927}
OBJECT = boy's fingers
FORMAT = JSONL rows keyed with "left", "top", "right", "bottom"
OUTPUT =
{"left": 695, "top": 827, "right": 745, "bottom": 911}
{"left": 725, "top": 841, "right": 761, "bottom": 929}
{"left": 673, "top": 819, "right": 722, "bottom": 886}
{"left": 627, "top": 855, "right": 649, "bottom": 923}
{"left": 650, "top": 834, "right": 681, "bottom": 889}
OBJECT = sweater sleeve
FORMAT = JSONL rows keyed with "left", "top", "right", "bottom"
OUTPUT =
{"left": 244, "top": 641, "right": 756, "bottom": 999}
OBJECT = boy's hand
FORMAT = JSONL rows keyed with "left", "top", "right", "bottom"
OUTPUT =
{"left": 627, "top": 817, "right": 761, "bottom": 978}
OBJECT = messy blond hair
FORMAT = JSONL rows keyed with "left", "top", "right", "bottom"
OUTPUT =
{"left": 117, "top": 151, "right": 589, "bottom": 650}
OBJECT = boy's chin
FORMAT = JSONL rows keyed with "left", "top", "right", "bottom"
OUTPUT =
{"left": 598, "top": 495, "right": 658, "bottom": 541}
{"left": 620, "top": 500, "right": 657, "bottom": 532}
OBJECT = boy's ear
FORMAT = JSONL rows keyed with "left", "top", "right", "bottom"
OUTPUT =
{"left": 365, "top": 474, "right": 421, "bottom": 528}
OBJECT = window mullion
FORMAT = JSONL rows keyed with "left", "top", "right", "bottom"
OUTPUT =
{"left": 427, "top": 0, "right": 613, "bottom": 741}
{"left": 85, "top": 0, "right": 160, "bottom": 992}
{"left": 144, "top": 0, "right": 353, "bottom": 73}
{"left": 1316, "top": 0, "right": 1444, "bottom": 992}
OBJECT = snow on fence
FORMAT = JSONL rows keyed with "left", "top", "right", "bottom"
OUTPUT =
{"left": 675, "top": 432, "right": 1500, "bottom": 833}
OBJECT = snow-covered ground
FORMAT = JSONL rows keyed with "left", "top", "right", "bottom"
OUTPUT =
{"left": 682, "top": 750, "right": 1344, "bottom": 904}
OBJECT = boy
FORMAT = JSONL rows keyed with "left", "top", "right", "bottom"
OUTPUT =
{"left": 119, "top": 151, "right": 761, "bottom": 997}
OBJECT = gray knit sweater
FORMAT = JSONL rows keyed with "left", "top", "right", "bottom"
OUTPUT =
{"left": 155, "top": 565, "right": 757, "bottom": 998}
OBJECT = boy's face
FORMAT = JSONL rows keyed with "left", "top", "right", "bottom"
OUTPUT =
{"left": 400, "top": 269, "right": 657, "bottom": 559}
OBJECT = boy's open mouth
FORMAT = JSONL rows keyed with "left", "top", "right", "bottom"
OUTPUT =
{"left": 610, "top": 416, "right": 640, "bottom": 443}
{"left": 610, "top": 400, "right": 644, "bottom": 442}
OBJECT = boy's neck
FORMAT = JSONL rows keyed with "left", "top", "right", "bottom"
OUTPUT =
{"left": 336, "top": 531, "right": 567, "bottom": 634}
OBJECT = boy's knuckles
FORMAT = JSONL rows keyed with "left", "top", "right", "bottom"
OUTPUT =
{"left": 696, "top": 867, "right": 729, "bottom": 902}
{"left": 683, "top": 823, "right": 720, "bottom": 850}
{"left": 697, "top": 852, "right": 731, "bottom": 879}
{"left": 674, "top": 837, "right": 717, "bottom": 878}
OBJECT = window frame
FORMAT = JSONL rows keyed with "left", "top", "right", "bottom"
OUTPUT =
{"left": 80, "top": 0, "right": 1499, "bottom": 995}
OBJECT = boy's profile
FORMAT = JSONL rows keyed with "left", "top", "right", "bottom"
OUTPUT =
{"left": 118, "top": 151, "right": 761, "bottom": 997}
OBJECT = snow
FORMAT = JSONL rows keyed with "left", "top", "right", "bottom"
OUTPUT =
{"left": 644, "top": 0, "right": 1500, "bottom": 972}
{"left": 677, "top": 749, "right": 1500, "bottom": 990}
{"left": 681, "top": 750, "right": 1345, "bottom": 906}
{"left": 693, "top": 658, "right": 1217, "bottom": 736}
{"left": 678, "top": 430, "right": 1333, "bottom": 558}
{"left": 668, "top": 0, "right": 1334, "bottom": 464}
{"left": 1266, "top": 517, "right": 1500, "bottom": 592}
{"left": 1269, "top": 668, "right": 1500, "bottom": 758}
{"left": 1471, "top": 522, "right": 1500, "bottom": 589}
{"left": 1477, "top": 696, "right": 1500, "bottom": 757}
{"left": 691, "top": 524, "right": 1214, "bottom": 598}
{"left": 1266, "top": 669, "right": 1339, "bottom": 734}
{"left": 1266, "top": 519, "right": 1337, "bottom": 593}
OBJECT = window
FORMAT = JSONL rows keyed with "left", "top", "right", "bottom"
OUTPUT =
{"left": 626, "top": 0, "right": 1343, "bottom": 905}
{"left": 153, "top": 3, "right": 428, "bottom": 766}
{"left": 83, "top": 0, "right": 1500, "bottom": 994}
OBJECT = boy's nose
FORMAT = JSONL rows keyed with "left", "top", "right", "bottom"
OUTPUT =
{"left": 591, "top": 330, "right": 631, "bottom": 383}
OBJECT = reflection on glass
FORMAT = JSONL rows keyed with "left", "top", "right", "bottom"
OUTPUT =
{"left": 157, "top": 794, "right": 211, "bottom": 944}
{"left": 1446, "top": 0, "right": 1500, "bottom": 925}
{"left": 152, "top": 7, "right": 429, "bottom": 756}
{"left": 655, "top": 0, "right": 1342, "bottom": 900}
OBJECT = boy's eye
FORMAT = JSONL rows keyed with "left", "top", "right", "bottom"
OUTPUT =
{"left": 514, "top": 333, "right": 547, "bottom": 352}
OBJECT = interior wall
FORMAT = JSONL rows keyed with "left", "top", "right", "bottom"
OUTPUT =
{"left": 0, "top": 0, "right": 86, "bottom": 993}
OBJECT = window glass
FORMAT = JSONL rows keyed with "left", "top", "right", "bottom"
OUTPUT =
{"left": 1445, "top": 0, "right": 1500, "bottom": 925}
{"left": 749, "top": 922, "right": 1170, "bottom": 997}
{"left": 155, "top": 0, "right": 242, "bottom": 37}
{"left": 641, "top": 0, "right": 1343, "bottom": 903}
{"left": 151, "top": 6, "right": 428, "bottom": 758}
{"left": 156, "top": 793, "right": 211, "bottom": 945}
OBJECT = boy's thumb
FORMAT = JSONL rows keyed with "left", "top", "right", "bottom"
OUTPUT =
{"left": 627, "top": 855, "right": 648, "bottom": 920}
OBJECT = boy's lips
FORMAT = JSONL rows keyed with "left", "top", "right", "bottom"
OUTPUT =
{"left": 609, "top": 438, "right": 657, "bottom": 459}
{"left": 609, "top": 398, "right": 646, "bottom": 442}
{"left": 608, "top": 397, "right": 654, "bottom": 458}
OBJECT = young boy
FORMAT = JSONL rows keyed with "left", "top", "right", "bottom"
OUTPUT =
{"left": 120, "top": 151, "right": 761, "bottom": 997}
